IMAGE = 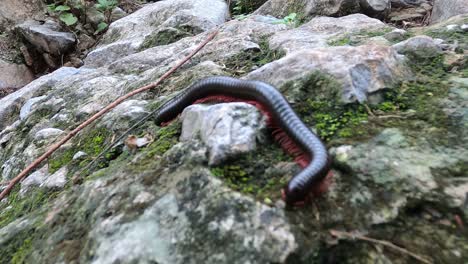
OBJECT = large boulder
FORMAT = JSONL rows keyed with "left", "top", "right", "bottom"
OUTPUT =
{"left": 253, "top": 0, "right": 360, "bottom": 19}
{"left": 85, "top": 0, "right": 229, "bottom": 68}
{"left": 431, "top": 0, "right": 468, "bottom": 24}
{"left": 246, "top": 45, "right": 409, "bottom": 103}
{"left": 269, "top": 14, "right": 391, "bottom": 53}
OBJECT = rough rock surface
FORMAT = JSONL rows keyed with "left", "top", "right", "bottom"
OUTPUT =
{"left": 359, "top": 0, "right": 391, "bottom": 18}
{"left": 254, "top": 0, "right": 361, "bottom": 19}
{"left": 269, "top": 14, "right": 391, "bottom": 54}
{"left": 17, "top": 20, "right": 76, "bottom": 56}
{"left": 246, "top": 45, "right": 409, "bottom": 103}
{"left": 431, "top": 0, "right": 468, "bottom": 24}
{"left": 0, "top": 0, "right": 45, "bottom": 29}
{"left": 180, "top": 103, "right": 266, "bottom": 165}
{"left": 0, "top": 59, "right": 34, "bottom": 90}
{"left": 0, "top": 0, "right": 467, "bottom": 263}
{"left": 85, "top": 0, "right": 229, "bottom": 68}
{"left": 393, "top": 35, "right": 443, "bottom": 58}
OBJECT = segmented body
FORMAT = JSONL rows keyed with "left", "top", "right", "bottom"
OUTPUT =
{"left": 154, "top": 76, "right": 331, "bottom": 205}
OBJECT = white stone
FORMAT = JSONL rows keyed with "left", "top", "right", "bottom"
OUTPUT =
{"left": 180, "top": 103, "right": 265, "bottom": 165}
{"left": 42, "top": 166, "right": 68, "bottom": 189}
{"left": 19, "top": 95, "right": 47, "bottom": 120}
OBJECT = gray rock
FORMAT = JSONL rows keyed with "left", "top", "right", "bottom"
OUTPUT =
{"left": 108, "top": 15, "right": 286, "bottom": 74}
{"left": 254, "top": 0, "right": 360, "bottom": 19}
{"left": 19, "top": 95, "right": 47, "bottom": 120}
{"left": 72, "top": 151, "right": 88, "bottom": 160}
{"left": 0, "top": 0, "right": 45, "bottom": 28}
{"left": 19, "top": 164, "right": 68, "bottom": 194}
{"left": 85, "top": 0, "right": 228, "bottom": 68}
{"left": 269, "top": 14, "right": 391, "bottom": 54}
{"left": 246, "top": 45, "right": 409, "bottom": 103}
{"left": 180, "top": 103, "right": 266, "bottom": 165}
{"left": 42, "top": 166, "right": 67, "bottom": 189}
{"left": 17, "top": 20, "right": 76, "bottom": 56}
{"left": 393, "top": 35, "right": 443, "bottom": 58}
{"left": 19, "top": 165, "right": 48, "bottom": 195}
{"left": 33, "top": 128, "right": 64, "bottom": 144}
{"left": 359, "top": 0, "right": 391, "bottom": 18}
{"left": 111, "top": 7, "right": 127, "bottom": 22}
{"left": 331, "top": 128, "right": 468, "bottom": 224}
{"left": 0, "top": 67, "right": 79, "bottom": 132}
{"left": 384, "top": 28, "right": 408, "bottom": 42}
{"left": 431, "top": 0, "right": 468, "bottom": 24}
{"left": 101, "top": 100, "right": 149, "bottom": 130}
{"left": 79, "top": 167, "right": 296, "bottom": 264}
{"left": 0, "top": 59, "right": 34, "bottom": 90}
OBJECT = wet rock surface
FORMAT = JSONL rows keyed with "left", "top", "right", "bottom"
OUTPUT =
{"left": 0, "top": 0, "right": 467, "bottom": 263}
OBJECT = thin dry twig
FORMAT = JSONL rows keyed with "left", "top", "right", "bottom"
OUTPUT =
{"left": 329, "top": 229, "right": 433, "bottom": 264}
{"left": 363, "top": 104, "right": 375, "bottom": 117}
{"left": 0, "top": 29, "right": 219, "bottom": 202}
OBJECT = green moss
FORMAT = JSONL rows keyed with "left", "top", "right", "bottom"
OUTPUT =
{"left": 282, "top": 72, "right": 370, "bottom": 142}
{"left": 424, "top": 27, "right": 468, "bottom": 45}
{"left": 283, "top": 54, "right": 454, "bottom": 145}
{"left": 48, "top": 127, "right": 111, "bottom": 174}
{"left": 0, "top": 186, "right": 58, "bottom": 228}
{"left": 327, "top": 28, "right": 392, "bottom": 46}
{"left": 224, "top": 37, "right": 285, "bottom": 76}
{"left": 210, "top": 142, "right": 292, "bottom": 201}
{"left": 377, "top": 101, "right": 398, "bottom": 112}
{"left": 327, "top": 36, "right": 351, "bottom": 46}
{"left": 140, "top": 26, "right": 198, "bottom": 50}
{"left": 11, "top": 237, "right": 33, "bottom": 264}
{"left": 0, "top": 226, "right": 41, "bottom": 264}
{"left": 146, "top": 121, "right": 182, "bottom": 157}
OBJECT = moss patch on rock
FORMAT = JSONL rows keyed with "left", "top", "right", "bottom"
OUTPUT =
{"left": 48, "top": 127, "right": 112, "bottom": 174}
{"left": 0, "top": 224, "right": 43, "bottom": 264}
{"left": 210, "top": 138, "right": 293, "bottom": 202}
{"left": 140, "top": 26, "right": 200, "bottom": 50}
{"left": 285, "top": 52, "right": 456, "bottom": 146}
{"left": 327, "top": 28, "right": 392, "bottom": 46}
{"left": 224, "top": 37, "right": 285, "bottom": 76}
{"left": 0, "top": 186, "right": 58, "bottom": 228}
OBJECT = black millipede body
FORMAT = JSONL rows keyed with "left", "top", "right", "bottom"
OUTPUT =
{"left": 154, "top": 76, "right": 331, "bottom": 205}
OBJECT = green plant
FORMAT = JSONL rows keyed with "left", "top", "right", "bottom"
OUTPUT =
{"left": 47, "top": 3, "right": 79, "bottom": 26}
{"left": 46, "top": 0, "right": 117, "bottom": 34}
{"left": 274, "top": 13, "right": 298, "bottom": 26}
{"left": 94, "top": 0, "right": 118, "bottom": 34}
